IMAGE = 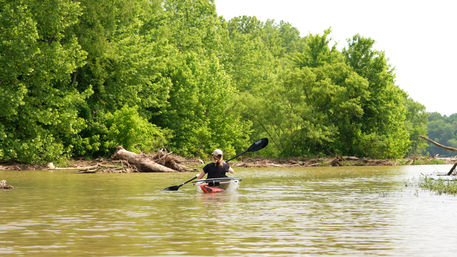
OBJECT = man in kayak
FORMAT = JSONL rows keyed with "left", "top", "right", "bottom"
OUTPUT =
{"left": 196, "top": 149, "right": 234, "bottom": 179}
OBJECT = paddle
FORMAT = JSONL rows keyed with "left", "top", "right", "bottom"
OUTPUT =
{"left": 163, "top": 138, "right": 268, "bottom": 191}
{"left": 226, "top": 137, "right": 268, "bottom": 162}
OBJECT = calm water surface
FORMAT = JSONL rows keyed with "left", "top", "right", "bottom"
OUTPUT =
{"left": 1, "top": 165, "right": 457, "bottom": 256}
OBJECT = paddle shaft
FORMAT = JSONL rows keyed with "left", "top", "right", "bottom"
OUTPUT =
{"left": 225, "top": 150, "right": 247, "bottom": 163}
{"left": 180, "top": 176, "right": 198, "bottom": 186}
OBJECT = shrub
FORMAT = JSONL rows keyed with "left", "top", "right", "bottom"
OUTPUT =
{"left": 104, "top": 105, "right": 169, "bottom": 153}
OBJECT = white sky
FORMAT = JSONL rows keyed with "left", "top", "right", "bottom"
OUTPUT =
{"left": 215, "top": 0, "right": 457, "bottom": 116}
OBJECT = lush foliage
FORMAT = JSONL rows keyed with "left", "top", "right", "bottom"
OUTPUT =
{"left": 405, "top": 98, "right": 429, "bottom": 156}
{"left": 0, "top": 0, "right": 430, "bottom": 164}
{"left": 426, "top": 113, "right": 457, "bottom": 156}
{"left": 0, "top": 0, "right": 87, "bottom": 163}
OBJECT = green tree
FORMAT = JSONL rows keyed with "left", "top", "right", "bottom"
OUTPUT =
{"left": 72, "top": 0, "right": 172, "bottom": 156}
{"left": 292, "top": 29, "right": 339, "bottom": 68}
{"left": 151, "top": 0, "right": 250, "bottom": 158}
{"left": 343, "top": 34, "right": 410, "bottom": 158}
{"left": 426, "top": 113, "right": 457, "bottom": 156}
{"left": 162, "top": 0, "right": 227, "bottom": 55}
{"left": 0, "top": 0, "right": 88, "bottom": 164}
{"left": 0, "top": 0, "right": 432, "bottom": 164}
{"left": 404, "top": 98, "right": 428, "bottom": 156}
{"left": 277, "top": 35, "right": 370, "bottom": 156}
{"left": 224, "top": 16, "right": 287, "bottom": 156}
{"left": 104, "top": 105, "right": 169, "bottom": 152}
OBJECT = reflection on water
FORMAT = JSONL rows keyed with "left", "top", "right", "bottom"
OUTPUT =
{"left": 197, "top": 191, "right": 240, "bottom": 203}
{"left": 1, "top": 165, "right": 457, "bottom": 256}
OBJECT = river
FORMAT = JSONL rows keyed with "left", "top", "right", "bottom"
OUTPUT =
{"left": 1, "top": 165, "right": 457, "bottom": 256}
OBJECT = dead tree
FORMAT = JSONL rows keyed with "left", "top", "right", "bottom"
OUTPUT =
{"left": 151, "top": 150, "right": 194, "bottom": 172}
{"left": 112, "top": 146, "right": 194, "bottom": 172}
{"left": 420, "top": 136, "right": 457, "bottom": 175}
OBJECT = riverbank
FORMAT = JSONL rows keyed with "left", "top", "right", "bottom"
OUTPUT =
{"left": 232, "top": 156, "right": 457, "bottom": 167}
{"left": 1, "top": 155, "right": 455, "bottom": 172}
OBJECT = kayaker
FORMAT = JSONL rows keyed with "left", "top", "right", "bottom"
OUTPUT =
{"left": 196, "top": 149, "right": 234, "bottom": 179}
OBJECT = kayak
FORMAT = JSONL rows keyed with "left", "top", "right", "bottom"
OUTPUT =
{"left": 193, "top": 177, "right": 241, "bottom": 193}
{"left": 193, "top": 177, "right": 242, "bottom": 193}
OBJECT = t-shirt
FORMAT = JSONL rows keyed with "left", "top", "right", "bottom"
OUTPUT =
{"left": 203, "top": 162, "right": 230, "bottom": 179}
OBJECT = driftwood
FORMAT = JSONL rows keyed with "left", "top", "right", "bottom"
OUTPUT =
{"left": 151, "top": 151, "right": 194, "bottom": 172}
{"left": 420, "top": 136, "right": 457, "bottom": 175}
{"left": 78, "top": 160, "right": 135, "bottom": 173}
{"left": 0, "top": 180, "right": 14, "bottom": 189}
{"left": 112, "top": 146, "right": 194, "bottom": 172}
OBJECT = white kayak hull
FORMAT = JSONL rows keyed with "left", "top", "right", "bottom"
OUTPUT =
{"left": 193, "top": 177, "right": 241, "bottom": 193}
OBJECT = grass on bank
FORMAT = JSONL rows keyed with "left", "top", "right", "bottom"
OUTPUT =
{"left": 411, "top": 159, "right": 448, "bottom": 165}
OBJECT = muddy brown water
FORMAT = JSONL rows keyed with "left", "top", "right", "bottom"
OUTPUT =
{"left": 1, "top": 165, "right": 457, "bottom": 256}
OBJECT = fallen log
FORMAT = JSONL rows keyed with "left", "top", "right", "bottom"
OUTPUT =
{"left": 151, "top": 150, "right": 193, "bottom": 172}
{"left": 112, "top": 146, "right": 180, "bottom": 172}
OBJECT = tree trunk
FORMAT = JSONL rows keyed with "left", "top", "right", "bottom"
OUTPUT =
{"left": 112, "top": 146, "right": 177, "bottom": 172}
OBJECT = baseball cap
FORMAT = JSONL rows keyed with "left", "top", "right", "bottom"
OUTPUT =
{"left": 212, "top": 149, "right": 223, "bottom": 157}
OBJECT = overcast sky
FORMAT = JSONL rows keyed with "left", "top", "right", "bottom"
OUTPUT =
{"left": 214, "top": 0, "right": 457, "bottom": 116}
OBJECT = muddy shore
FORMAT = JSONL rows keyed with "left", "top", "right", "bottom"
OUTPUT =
{"left": 1, "top": 156, "right": 455, "bottom": 172}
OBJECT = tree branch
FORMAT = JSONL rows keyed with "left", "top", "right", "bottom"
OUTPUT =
{"left": 420, "top": 136, "right": 457, "bottom": 153}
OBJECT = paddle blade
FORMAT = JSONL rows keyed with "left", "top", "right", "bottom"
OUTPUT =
{"left": 163, "top": 185, "right": 181, "bottom": 191}
{"left": 247, "top": 138, "right": 268, "bottom": 152}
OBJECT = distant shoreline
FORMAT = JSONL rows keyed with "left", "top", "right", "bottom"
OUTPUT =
{"left": 1, "top": 156, "right": 456, "bottom": 172}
